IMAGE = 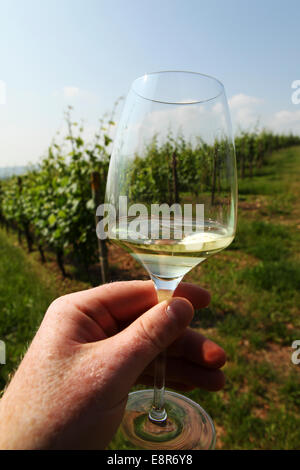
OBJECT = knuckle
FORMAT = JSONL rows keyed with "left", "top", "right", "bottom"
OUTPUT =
{"left": 47, "top": 293, "right": 73, "bottom": 316}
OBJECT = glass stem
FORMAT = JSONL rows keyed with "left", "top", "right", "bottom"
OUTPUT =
{"left": 149, "top": 349, "right": 167, "bottom": 423}
{"left": 148, "top": 276, "right": 183, "bottom": 424}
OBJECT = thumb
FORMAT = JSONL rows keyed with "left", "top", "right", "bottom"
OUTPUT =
{"left": 109, "top": 297, "right": 194, "bottom": 386}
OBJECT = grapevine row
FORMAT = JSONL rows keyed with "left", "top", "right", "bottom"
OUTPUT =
{"left": 0, "top": 107, "right": 299, "bottom": 282}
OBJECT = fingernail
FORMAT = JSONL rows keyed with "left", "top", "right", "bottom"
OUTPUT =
{"left": 166, "top": 298, "right": 194, "bottom": 325}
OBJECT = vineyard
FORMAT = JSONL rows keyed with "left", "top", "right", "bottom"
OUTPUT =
{"left": 1, "top": 107, "right": 300, "bottom": 449}
{"left": 0, "top": 106, "right": 299, "bottom": 282}
{"left": 1, "top": 0, "right": 299, "bottom": 450}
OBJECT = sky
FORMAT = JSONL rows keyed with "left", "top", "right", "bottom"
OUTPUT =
{"left": 0, "top": 0, "right": 300, "bottom": 167}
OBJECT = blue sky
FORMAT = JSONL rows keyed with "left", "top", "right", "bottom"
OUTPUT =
{"left": 0, "top": 0, "right": 300, "bottom": 166}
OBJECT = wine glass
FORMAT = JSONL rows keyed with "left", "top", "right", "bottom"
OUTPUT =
{"left": 104, "top": 71, "right": 237, "bottom": 449}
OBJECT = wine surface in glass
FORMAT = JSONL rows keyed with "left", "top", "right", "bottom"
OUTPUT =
{"left": 111, "top": 218, "right": 234, "bottom": 279}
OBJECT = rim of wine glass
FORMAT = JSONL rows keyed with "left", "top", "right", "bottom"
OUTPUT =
{"left": 131, "top": 70, "right": 225, "bottom": 105}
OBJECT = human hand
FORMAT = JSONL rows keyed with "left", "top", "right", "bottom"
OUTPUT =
{"left": 0, "top": 281, "right": 226, "bottom": 449}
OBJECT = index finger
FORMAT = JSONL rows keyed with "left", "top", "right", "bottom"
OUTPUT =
{"left": 66, "top": 280, "right": 210, "bottom": 325}
{"left": 168, "top": 328, "right": 226, "bottom": 369}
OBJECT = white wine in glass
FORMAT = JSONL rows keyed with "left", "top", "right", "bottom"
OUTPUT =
{"left": 105, "top": 71, "right": 237, "bottom": 449}
{"left": 111, "top": 219, "right": 234, "bottom": 279}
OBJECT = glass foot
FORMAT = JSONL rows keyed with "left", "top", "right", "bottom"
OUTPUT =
{"left": 119, "top": 389, "right": 216, "bottom": 450}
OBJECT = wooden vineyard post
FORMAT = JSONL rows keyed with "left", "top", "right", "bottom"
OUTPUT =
{"left": 91, "top": 172, "right": 110, "bottom": 284}
{"left": 172, "top": 150, "right": 180, "bottom": 204}
{"left": 17, "top": 176, "right": 33, "bottom": 252}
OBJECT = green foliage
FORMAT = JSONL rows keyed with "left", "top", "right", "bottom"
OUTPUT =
{"left": 127, "top": 134, "right": 234, "bottom": 205}
{"left": 235, "top": 129, "right": 300, "bottom": 179}
{"left": 125, "top": 130, "right": 300, "bottom": 211}
{"left": 0, "top": 114, "right": 299, "bottom": 277}
{"left": 0, "top": 106, "right": 117, "bottom": 273}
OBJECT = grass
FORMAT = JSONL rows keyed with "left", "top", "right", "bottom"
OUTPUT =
{"left": 233, "top": 219, "right": 292, "bottom": 261}
{"left": 184, "top": 147, "right": 300, "bottom": 449}
{"left": 241, "top": 260, "right": 300, "bottom": 293}
{"left": 0, "top": 229, "right": 90, "bottom": 393}
{"left": 0, "top": 232, "right": 56, "bottom": 391}
{"left": 1, "top": 146, "right": 300, "bottom": 449}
